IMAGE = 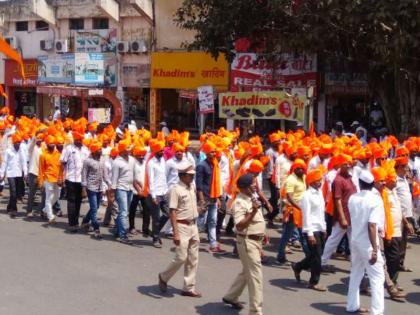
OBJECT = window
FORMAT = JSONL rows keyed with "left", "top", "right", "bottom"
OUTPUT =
{"left": 69, "top": 18, "right": 84, "bottom": 30}
{"left": 36, "top": 20, "right": 49, "bottom": 31}
{"left": 93, "top": 18, "right": 109, "bottom": 30}
{"left": 16, "top": 21, "right": 28, "bottom": 32}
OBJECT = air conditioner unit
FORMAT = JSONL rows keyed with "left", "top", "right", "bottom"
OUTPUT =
{"left": 40, "top": 39, "right": 54, "bottom": 51}
{"left": 55, "top": 39, "right": 69, "bottom": 53}
{"left": 131, "top": 40, "right": 148, "bottom": 53}
{"left": 117, "top": 41, "right": 130, "bottom": 53}
{"left": 5, "top": 36, "right": 18, "bottom": 49}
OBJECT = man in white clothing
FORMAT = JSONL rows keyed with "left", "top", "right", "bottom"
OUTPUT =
{"left": 26, "top": 133, "right": 44, "bottom": 216}
{"left": 346, "top": 170, "right": 385, "bottom": 315}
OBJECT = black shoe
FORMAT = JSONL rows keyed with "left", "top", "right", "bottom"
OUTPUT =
{"left": 276, "top": 257, "right": 288, "bottom": 265}
{"left": 291, "top": 262, "right": 301, "bottom": 282}
{"left": 222, "top": 298, "right": 245, "bottom": 310}
{"left": 158, "top": 273, "right": 167, "bottom": 293}
{"left": 118, "top": 238, "right": 133, "bottom": 245}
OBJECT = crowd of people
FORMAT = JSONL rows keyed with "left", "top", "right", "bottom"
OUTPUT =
{"left": 0, "top": 104, "right": 419, "bottom": 315}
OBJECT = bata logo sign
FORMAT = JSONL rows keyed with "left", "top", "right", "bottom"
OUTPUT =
{"left": 219, "top": 91, "right": 305, "bottom": 122}
{"left": 230, "top": 53, "right": 318, "bottom": 93}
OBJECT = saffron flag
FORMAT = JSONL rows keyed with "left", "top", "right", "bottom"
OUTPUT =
{"left": 0, "top": 36, "right": 26, "bottom": 79}
{"left": 0, "top": 84, "right": 7, "bottom": 99}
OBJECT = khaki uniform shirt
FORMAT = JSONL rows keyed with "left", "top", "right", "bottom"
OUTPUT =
{"left": 169, "top": 181, "right": 199, "bottom": 221}
{"left": 233, "top": 192, "right": 266, "bottom": 236}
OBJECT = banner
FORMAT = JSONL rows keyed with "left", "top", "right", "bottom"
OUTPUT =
{"left": 74, "top": 53, "right": 116, "bottom": 86}
{"left": 151, "top": 52, "right": 228, "bottom": 89}
{"left": 74, "top": 29, "right": 117, "bottom": 53}
{"left": 121, "top": 63, "right": 150, "bottom": 87}
{"left": 197, "top": 85, "right": 214, "bottom": 114}
{"left": 219, "top": 91, "right": 305, "bottom": 122}
{"left": 5, "top": 59, "right": 38, "bottom": 87}
{"left": 88, "top": 108, "right": 111, "bottom": 123}
{"left": 38, "top": 54, "right": 74, "bottom": 84}
{"left": 230, "top": 53, "right": 317, "bottom": 93}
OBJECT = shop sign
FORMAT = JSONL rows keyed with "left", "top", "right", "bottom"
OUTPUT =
{"left": 219, "top": 91, "right": 305, "bottom": 122}
{"left": 121, "top": 63, "right": 150, "bottom": 87}
{"left": 74, "top": 53, "right": 117, "bottom": 86}
{"left": 230, "top": 53, "right": 317, "bottom": 93}
{"left": 38, "top": 54, "right": 75, "bottom": 84}
{"left": 36, "top": 86, "right": 84, "bottom": 97}
{"left": 74, "top": 29, "right": 117, "bottom": 53}
{"left": 150, "top": 52, "right": 229, "bottom": 89}
{"left": 325, "top": 72, "right": 368, "bottom": 95}
{"left": 88, "top": 89, "right": 104, "bottom": 96}
{"left": 5, "top": 59, "right": 38, "bottom": 87}
{"left": 88, "top": 108, "right": 111, "bottom": 123}
{"left": 197, "top": 85, "right": 214, "bottom": 114}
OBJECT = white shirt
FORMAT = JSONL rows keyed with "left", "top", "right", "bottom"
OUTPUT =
{"left": 352, "top": 162, "right": 370, "bottom": 192}
{"left": 104, "top": 158, "right": 113, "bottom": 191}
{"left": 414, "top": 157, "right": 420, "bottom": 183}
{"left": 348, "top": 189, "right": 384, "bottom": 249}
{"left": 102, "top": 146, "right": 111, "bottom": 159}
{"left": 0, "top": 146, "right": 27, "bottom": 178}
{"left": 60, "top": 144, "right": 90, "bottom": 183}
{"left": 165, "top": 156, "right": 188, "bottom": 190}
{"left": 308, "top": 155, "right": 329, "bottom": 171}
{"left": 28, "top": 143, "right": 42, "bottom": 176}
{"left": 185, "top": 151, "right": 196, "bottom": 168}
{"left": 396, "top": 176, "right": 413, "bottom": 218}
{"left": 387, "top": 188, "right": 403, "bottom": 238}
{"left": 147, "top": 155, "right": 168, "bottom": 198}
{"left": 265, "top": 147, "right": 278, "bottom": 179}
{"left": 219, "top": 153, "right": 230, "bottom": 190}
{"left": 275, "top": 154, "right": 292, "bottom": 189}
{"left": 133, "top": 159, "right": 146, "bottom": 191}
{"left": 301, "top": 186, "right": 326, "bottom": 236}
{"left": 111, "top": 156, "right": 135, "bottom": 191}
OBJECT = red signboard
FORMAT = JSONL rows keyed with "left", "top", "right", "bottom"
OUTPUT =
{"left": 230, "top": 53, "right": 318, "bottom": 94}
{"left": 5, "top": 59, "right": 38, "bottom": 87}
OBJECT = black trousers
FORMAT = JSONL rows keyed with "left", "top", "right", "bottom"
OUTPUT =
{"left": 267, "top": 180, "right": 279, "bottom": 221}
{"left": 400, "top": 225, "right": 409, "bottom": 268}
{"left": 295, "top": 232, "right": 326, "bottom": 285}
{"left": 27, "top": 173, "right": 39, "bottom": 213}
{"left": 128, "top": 194, "right": 149, "bottom": 232}
{"left": 66, "top": 180, "right": 82, "bottom": 227}
{"left": 7, "top": 177, "right": 19, "bottom": 212}
{"left": 146, "top": 195, "right": 168, "bottom": 241}
{"left": 384, "top": 237, "right": 402, "bottom": 284}
{"left": 16, "top": 176, "right": 25, "bottom": 199}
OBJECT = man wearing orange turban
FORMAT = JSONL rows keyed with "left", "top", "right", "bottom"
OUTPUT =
{"left": 352, "top": 149, "right": 371, "bottom": 192}
{"left": 321, "top": 152, "right": 356, "bottom": 268}
{"left": 80, "top": 140, "right": 107, "bottom": 239}
{"left": 292, "top": 168, "right": 327, "bottom": 291}
{"left": 0, "top": 132, "right": 27, "bottom": 218}
{"left": 266, "top": 134, "right": 282, "bottom": 225}
{"left": 60, "top": 128, "right": 90, "bottom": 232}
{"left": 277, "top": 158, "right": 309, "bottom": 264}
{"left": 308, "top": 144, "right": 331, "bottom": 171}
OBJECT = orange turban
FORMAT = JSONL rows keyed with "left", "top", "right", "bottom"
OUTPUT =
{"left": 371, "top": 167, "right": 387, "bottom": 182}
{"left": 172, "top": 143, "right": 185, "bottom": 153}
{"left": 290, "top": 158, "right": 307, "bottom": 173}
{"left": 250, "top": 143, "right": 263, "bottom": 157}
{"left": 395, "top": 146, "right": 409, "bottom": 157}
{"left": 394, "top": 156, "right": 408, "bottom": 167}
{"left": 297, "top": 145, "right": 311, "bottom": 158}
{"left": 133, "top": 146, "right": 147, "bottom": 157}
{"left": 110, "top": 147, "right": 119, "bottom": 158}
{"left": 306, "top": 169, "right": 323, "bottom": 185}
{"left": 234, "top": 148, "right": 245, "bottom": 160}
{"left": 259, "top": 155, "right": 270, "bottom": 166}
{"left": 118, "top": 140, "right": 130, "bottom": 152}
{"left": 72, "top": 131, "right": 84, "bottom": 141}
{"left": 405, "top": 141, "right": 418, "bottom": 152}
{"left": 319, "top": 144, "right": 332, "bottom": 155}
{"left": 45, "top": 135, "right": 55, "bottom": 145}
{"left": 249, "top": 160, "right": 264, "bottom": 174}
{"left": 284, "top": 142, "right": 296, "bottom": 157}
{"left": 0, "top": 121, "right": 5, "bottom": 130}
{"left": 151, "top": 141, "right": 165, "bottom": 153}
{"left": 337, "top": 153, "right": 353, "bottom": 165}
{"left": 55, "top": 136, "right": 65, "bottom": 145}
{"left": 36, "top": 133, "right": 45, "bottom": 141}
{"left": 202, "top": 141, "right": 217, "bottom": 154}
{"left": 373, "top": 148, "right": 387, "bottom": 159}
{"left": 89, "top": 140, "right": 102, "bottom": 153}
{"left": 88, "top": 122, "right": 98, "bottom": 132}
{"left": 12, "top": 133, "right": 22, "bottom": 144}
{"left": 269, "top": 133, "right": 281, "bottom": 143}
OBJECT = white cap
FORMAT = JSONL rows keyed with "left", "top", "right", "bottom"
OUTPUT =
{"left": 160, "top": 121, "right": 167, "bottom": 126}
{"left": 359, "top": 170, "right": 374, "bottom": 184}
{"left": 296, "top": 122, "right": 304, "bottom": 127}
{"left": 350, "top": 121, "right": 360, "bottom": 126}
{"left": 336, "top": 121, "right": 344, "bottom": 126}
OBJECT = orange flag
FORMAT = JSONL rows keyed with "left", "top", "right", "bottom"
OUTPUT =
{"left": 309, "top": 120, "right": 315, "bottom": 138}
{"left": 0, "top": 36, "right": 26, "bottom": 79}
{"left": 0, "top": 84, "right": 7, "bottom": 99}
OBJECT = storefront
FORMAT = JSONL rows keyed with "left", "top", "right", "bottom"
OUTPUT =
{"left": 150, "top": 51, "right": 229, "bottom": 135}
{"left": 4, "top": 59, "right": 39, "bottom": 117}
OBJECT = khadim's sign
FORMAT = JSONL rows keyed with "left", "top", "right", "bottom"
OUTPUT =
{"left": 151, "top": 52, "right": 228, "bottom": 89}
{"left": 219, "top": 91, "right": 305, "bottom": 122}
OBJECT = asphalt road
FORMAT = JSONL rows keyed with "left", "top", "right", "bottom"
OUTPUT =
{"left": 0, "top": 195, "right": 419, "bottom": 315}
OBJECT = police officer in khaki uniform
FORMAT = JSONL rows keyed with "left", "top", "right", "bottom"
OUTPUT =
{"left": 158, "top": 165, "right": 201, "bottom": 297}
{"left": 223, "top": 173, "right": 266, "bottom": 315}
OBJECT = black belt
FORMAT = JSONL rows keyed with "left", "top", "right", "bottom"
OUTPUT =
{"left": 177, "top": 219, "right": 196, "bottom": 225}
{"left": 238, "top": 234, "right": 264, "bottom": 241}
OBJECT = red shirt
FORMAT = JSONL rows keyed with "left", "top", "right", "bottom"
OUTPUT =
{"left": 332, "top": 172, "right": 357, "bottom": 225}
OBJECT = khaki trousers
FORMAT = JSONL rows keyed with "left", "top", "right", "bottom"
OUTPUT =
{"left": 160, "top": 223, "right": 200, "bottom": 291}
{"left": 224, "top": 236, "right": 263, "bottom": 315}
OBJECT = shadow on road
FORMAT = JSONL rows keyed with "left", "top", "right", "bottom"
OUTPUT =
{"left": 413, "top": 279, "right": 420, "bottom": 286}
{"left": 195, "top": 302, "right": 240, "bottom": 315}
{"left": 269, "top": 278, "right": 302, "bottom": 292}
{"left": 137, "top": 285, "right": 180, "bottom": 299}
{"left": 310, "top": 302, "right": 348, "bottom": 315}
{"left": 406, "top": 292, "right": 420, "bottom": 305}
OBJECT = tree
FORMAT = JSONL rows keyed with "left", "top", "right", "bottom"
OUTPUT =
{"left": 175, "top": 0, "right": 420, "bottom": 135}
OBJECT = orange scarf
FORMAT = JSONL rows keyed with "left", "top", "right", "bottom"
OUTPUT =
{"left": 143, "top": 153, "right": 154, "bottom": 197}
{"left": 381, "top": 189, "right": 394, "bottom": 241}
{"left": 224, "top": 150, "right": 234, "bottom": 193}
{"left": 210, "top": 158, "right": 221, "bottom": 198}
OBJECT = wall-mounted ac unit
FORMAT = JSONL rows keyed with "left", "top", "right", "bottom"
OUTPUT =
{"left": 131, "top": 40, "right": 148, "bottom": 53}
{"left": 55, "top": 39, "right": 69, "bottom": 53}
{"left": 4, "top": 36, "right": 18, "bottom": 49}
{"left": 40, "top": 39, "right": 54, "bottom": 51}
{"left": 117, "top": 41, "right": 130, "bottom": 53}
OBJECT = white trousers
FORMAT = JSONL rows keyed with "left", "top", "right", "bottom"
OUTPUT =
{"left": 161, "top": 219, "right": 173, "bottom": 234}
{"left": 346, "top": 244, "right": 385, "bottom": 315}
{"left": 321, "top": 222, "right": 351, "bottom": 265}
{"left": 43, "top": 181, "right": 61, "bottom": 220}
